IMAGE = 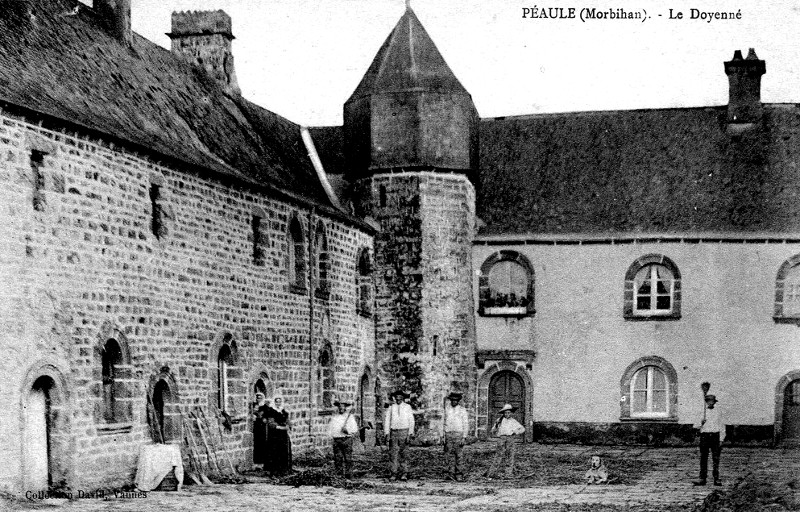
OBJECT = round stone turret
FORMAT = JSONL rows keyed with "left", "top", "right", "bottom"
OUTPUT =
{"left": 344, "top": 8, "right": 479, "bottom": 182}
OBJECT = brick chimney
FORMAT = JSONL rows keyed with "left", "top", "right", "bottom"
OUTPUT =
{"left": 94, "top": 0, "right": 131, "bottom": 46}
{"left": 167, "top": 11, "right": 241, "bottom": 95}
{"left": 725, "top": 48, "right": 766, "bottom": 126}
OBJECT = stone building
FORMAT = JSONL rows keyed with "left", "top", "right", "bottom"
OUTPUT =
{"left": 312, "top": 11, "right": 800, "bottom": 448}
{"left": 3, "top": 0, "right": 800, "bottom": 495}
{"left": 0, "top": 0, "right": 376, "bottom": 493}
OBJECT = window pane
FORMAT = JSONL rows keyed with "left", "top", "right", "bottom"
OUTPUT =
{"left": 632, "top": 390, "right": 647, "bottom": 412}
{"left": 637, "top": 280, "right": 652, "bottom": 295}
{"left": 785, "top": 273, "right": 800, "bottom": 316}
{"left": 656, "top": 296, "right": 671, "bottom": 310}
{"left": 654, "top": 266, "right": 673, "bottom": 280}
{"left": 637, "top": 296, "right": 651, "bottom": 310}
{"left": 655, "top": 279, "right": 670, "bottom": 294}
{"left": 633, "top": 369, "right": 648, "bottom": 390}
{"left": 652, "top": 390, "right": 667, "bottom": 412}
{"left": 651, "top": 368, "right": 666, "bottom": 389}
{"left": 489, "top": 260, "right": 528, "bottom": 305}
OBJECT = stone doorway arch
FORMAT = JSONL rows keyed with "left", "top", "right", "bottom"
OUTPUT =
{"left": 776, "top": 370, "right": 800, "bottom": 446}
{"left": 20, "top": 362, "right": 70, "bottom": 491}
{"left": 477, "top": 361, "right": 533, "bottom": 442}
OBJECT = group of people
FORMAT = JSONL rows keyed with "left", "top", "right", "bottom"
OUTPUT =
{"left": 255, "top": 384, "right": 727, "bottom": 486}
{"left": 252, "top": 392, "right": 293, "bottom": 476}
{"left": 326, "top": 389, "right": 525, "bottom": 481}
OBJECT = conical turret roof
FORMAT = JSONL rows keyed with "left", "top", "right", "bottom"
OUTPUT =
{"left": 348, "top": 8, "right": 468, "bottom": 101}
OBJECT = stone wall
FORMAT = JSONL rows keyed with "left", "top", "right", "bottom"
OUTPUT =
{"left": 0, "top": 110, "right": 374, "bottom": 493}
{"left": 355, "top": 171, "right": 476, "bottom": 439}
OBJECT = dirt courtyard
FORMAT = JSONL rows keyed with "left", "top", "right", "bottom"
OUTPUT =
{"left": 5, "top": 442, "right": 800, "bottom": 511}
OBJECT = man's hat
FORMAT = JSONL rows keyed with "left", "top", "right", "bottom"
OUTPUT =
{"left": 333, "top": 398, "right": 352, "bottom": 407}
{"left": 704, "top": 394, "right": 718, "bottom": 403}
{"left": 446, "top": 392, "right": 463, "bottom": 401}
{"left": 390, "top": 389, "right": 408, "bottom": 399}
{"left": 498, "top": 403, "right": 517, "bottom": 413}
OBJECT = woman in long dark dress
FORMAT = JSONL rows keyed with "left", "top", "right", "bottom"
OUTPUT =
{"left": 251, "top": 393, "right": 269, "bottom": 469}
{"left": 264, "top": 395, "right": 292, "bottom": 476}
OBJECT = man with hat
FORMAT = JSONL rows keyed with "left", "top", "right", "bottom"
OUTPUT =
{"left": 442, "top": 391, "right": 469, "bottom": 481}
{"left": 328, "top": 397, "right": 359, "bottom": 479}
{"left": 384, "top": 390, "right": 415, "bottom": 481}
{"left": 487, "top": 404, "right": 525, "bottom": 479}
{"left": 694, "top": 394, "right": 725, "bottom": 486}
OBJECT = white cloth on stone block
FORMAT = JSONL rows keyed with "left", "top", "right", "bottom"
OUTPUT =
{"left": 134, "top": 443, "right": 184, "bottom": 491}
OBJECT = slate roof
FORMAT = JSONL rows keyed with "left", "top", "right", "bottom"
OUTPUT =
{"left": 312, "top": 104, "right": 800, "bottom": 235}
{"left": 0, "top": 0, "right": 335, "bottom": 210}
{"left": 347, "top": 7, "right": 467, "bottom": 102}
{"left": 477, "top": 106, "right": 800, "bottom": 235}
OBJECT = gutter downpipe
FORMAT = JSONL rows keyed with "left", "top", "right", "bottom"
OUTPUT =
{"left": 301, "top": 127, "right": 343, "bottom": 211}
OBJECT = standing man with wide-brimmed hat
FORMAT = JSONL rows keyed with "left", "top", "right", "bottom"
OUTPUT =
{"left": 693, "top": 394, "right": 725, "bottom": 486}
{"left": 487, "top": 403, "right": 525, "bottom": 479}
{"left": 384, "top": 390, "right": 415, "bottom": 481}
{"left": 328, "top": 397, "right": 358, "bottom": 479}
{"left": 442, "top": 391, "right": 469, "bottom": 481}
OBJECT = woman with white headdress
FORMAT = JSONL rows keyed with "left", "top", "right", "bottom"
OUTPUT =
{"left": 264, "top": 393, "right": 292, "bottom": 476}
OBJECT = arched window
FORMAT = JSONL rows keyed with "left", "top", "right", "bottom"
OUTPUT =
{"left": 624, "top": 255, "right": 681, "bottom": 320}
{"left": 217, "top": 344, "right": 233, "bottom": 413}
{"left": 631, "top": 366, "right": 668, "bottom": 417}
{"left": 288, "top": 215, "right": 306, "bottom": 291}
{"left": 318, "top": 345, "right": 335, "bottom": 408}
{"left": 314, "top": 222, "right": 330, "bottom": 298}
{"left": 775, "top": 255, "right": 800, "bottom": 323}
{"left": 478, "top": 250, "right": 535, "bottom": 316}
{"left": 101, "top": 339, "right": 122, "bottom": 423}
{"left": 95, "top": 331, "right": 133, "bottom": 428}
{"left": 356, "top": 248, "right": 373, "bottom": 317}
{"left": 620, "top": 356, "right": 678, "bottom": 420}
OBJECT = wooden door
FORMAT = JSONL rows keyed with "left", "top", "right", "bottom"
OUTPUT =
{"left": 489, "top": 371, "right": 525, "bottom": 439}
{"left": 783, "top": 379, "right": 800, "bottom": 443}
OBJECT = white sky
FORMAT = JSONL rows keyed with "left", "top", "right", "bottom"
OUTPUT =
{"left": 121, "top": 0, "right": 800, "bottom": 126}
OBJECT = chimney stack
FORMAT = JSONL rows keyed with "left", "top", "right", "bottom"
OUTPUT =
{"left": 94, "top": 0, "right": 131, "bottom": 46}
{"left": 167, "top": 11, "right": 240, "bottom": 95}
{"left": 725, "top": 48, "right": 766, "bottom": 126}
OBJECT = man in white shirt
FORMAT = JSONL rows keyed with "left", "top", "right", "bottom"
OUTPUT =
{"left": 384, "top": 390, "right": 415, "bottom": 481}
{"left": 487, "top": 403, "right": 525, "bottom": 479}
{"left": 328, "top": 398, "right": 358, "bottom": 479}
{"left": 694, "top": 394, "right": 725, "bottom": 486}
{"left": 442, "top": 392, "right": 469, "bottom": 481}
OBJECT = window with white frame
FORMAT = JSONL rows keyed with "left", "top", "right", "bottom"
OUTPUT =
{"left": 630, "top": 365, "right": 669, "bottom": 418}
{"left": 624, "top": 255, "right": 681, "bottom": 320}
{"left": 634, "top": 264, "right": 674, "bottom": 315}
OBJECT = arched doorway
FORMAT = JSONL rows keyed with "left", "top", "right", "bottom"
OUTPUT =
{"left": 254, "top": 378, "right": 267, "bottom": 396}
{"left": 24, "top": 376, "right": 55, "bottom": 490}
{"left": 489, "top": 371, "right": 525, "bottom": 437}
{"left": 783, "top": 379, "right": 800, "bottom": 444}
{"left": 149, "top": 377, "right": 179, "bottom": 444}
